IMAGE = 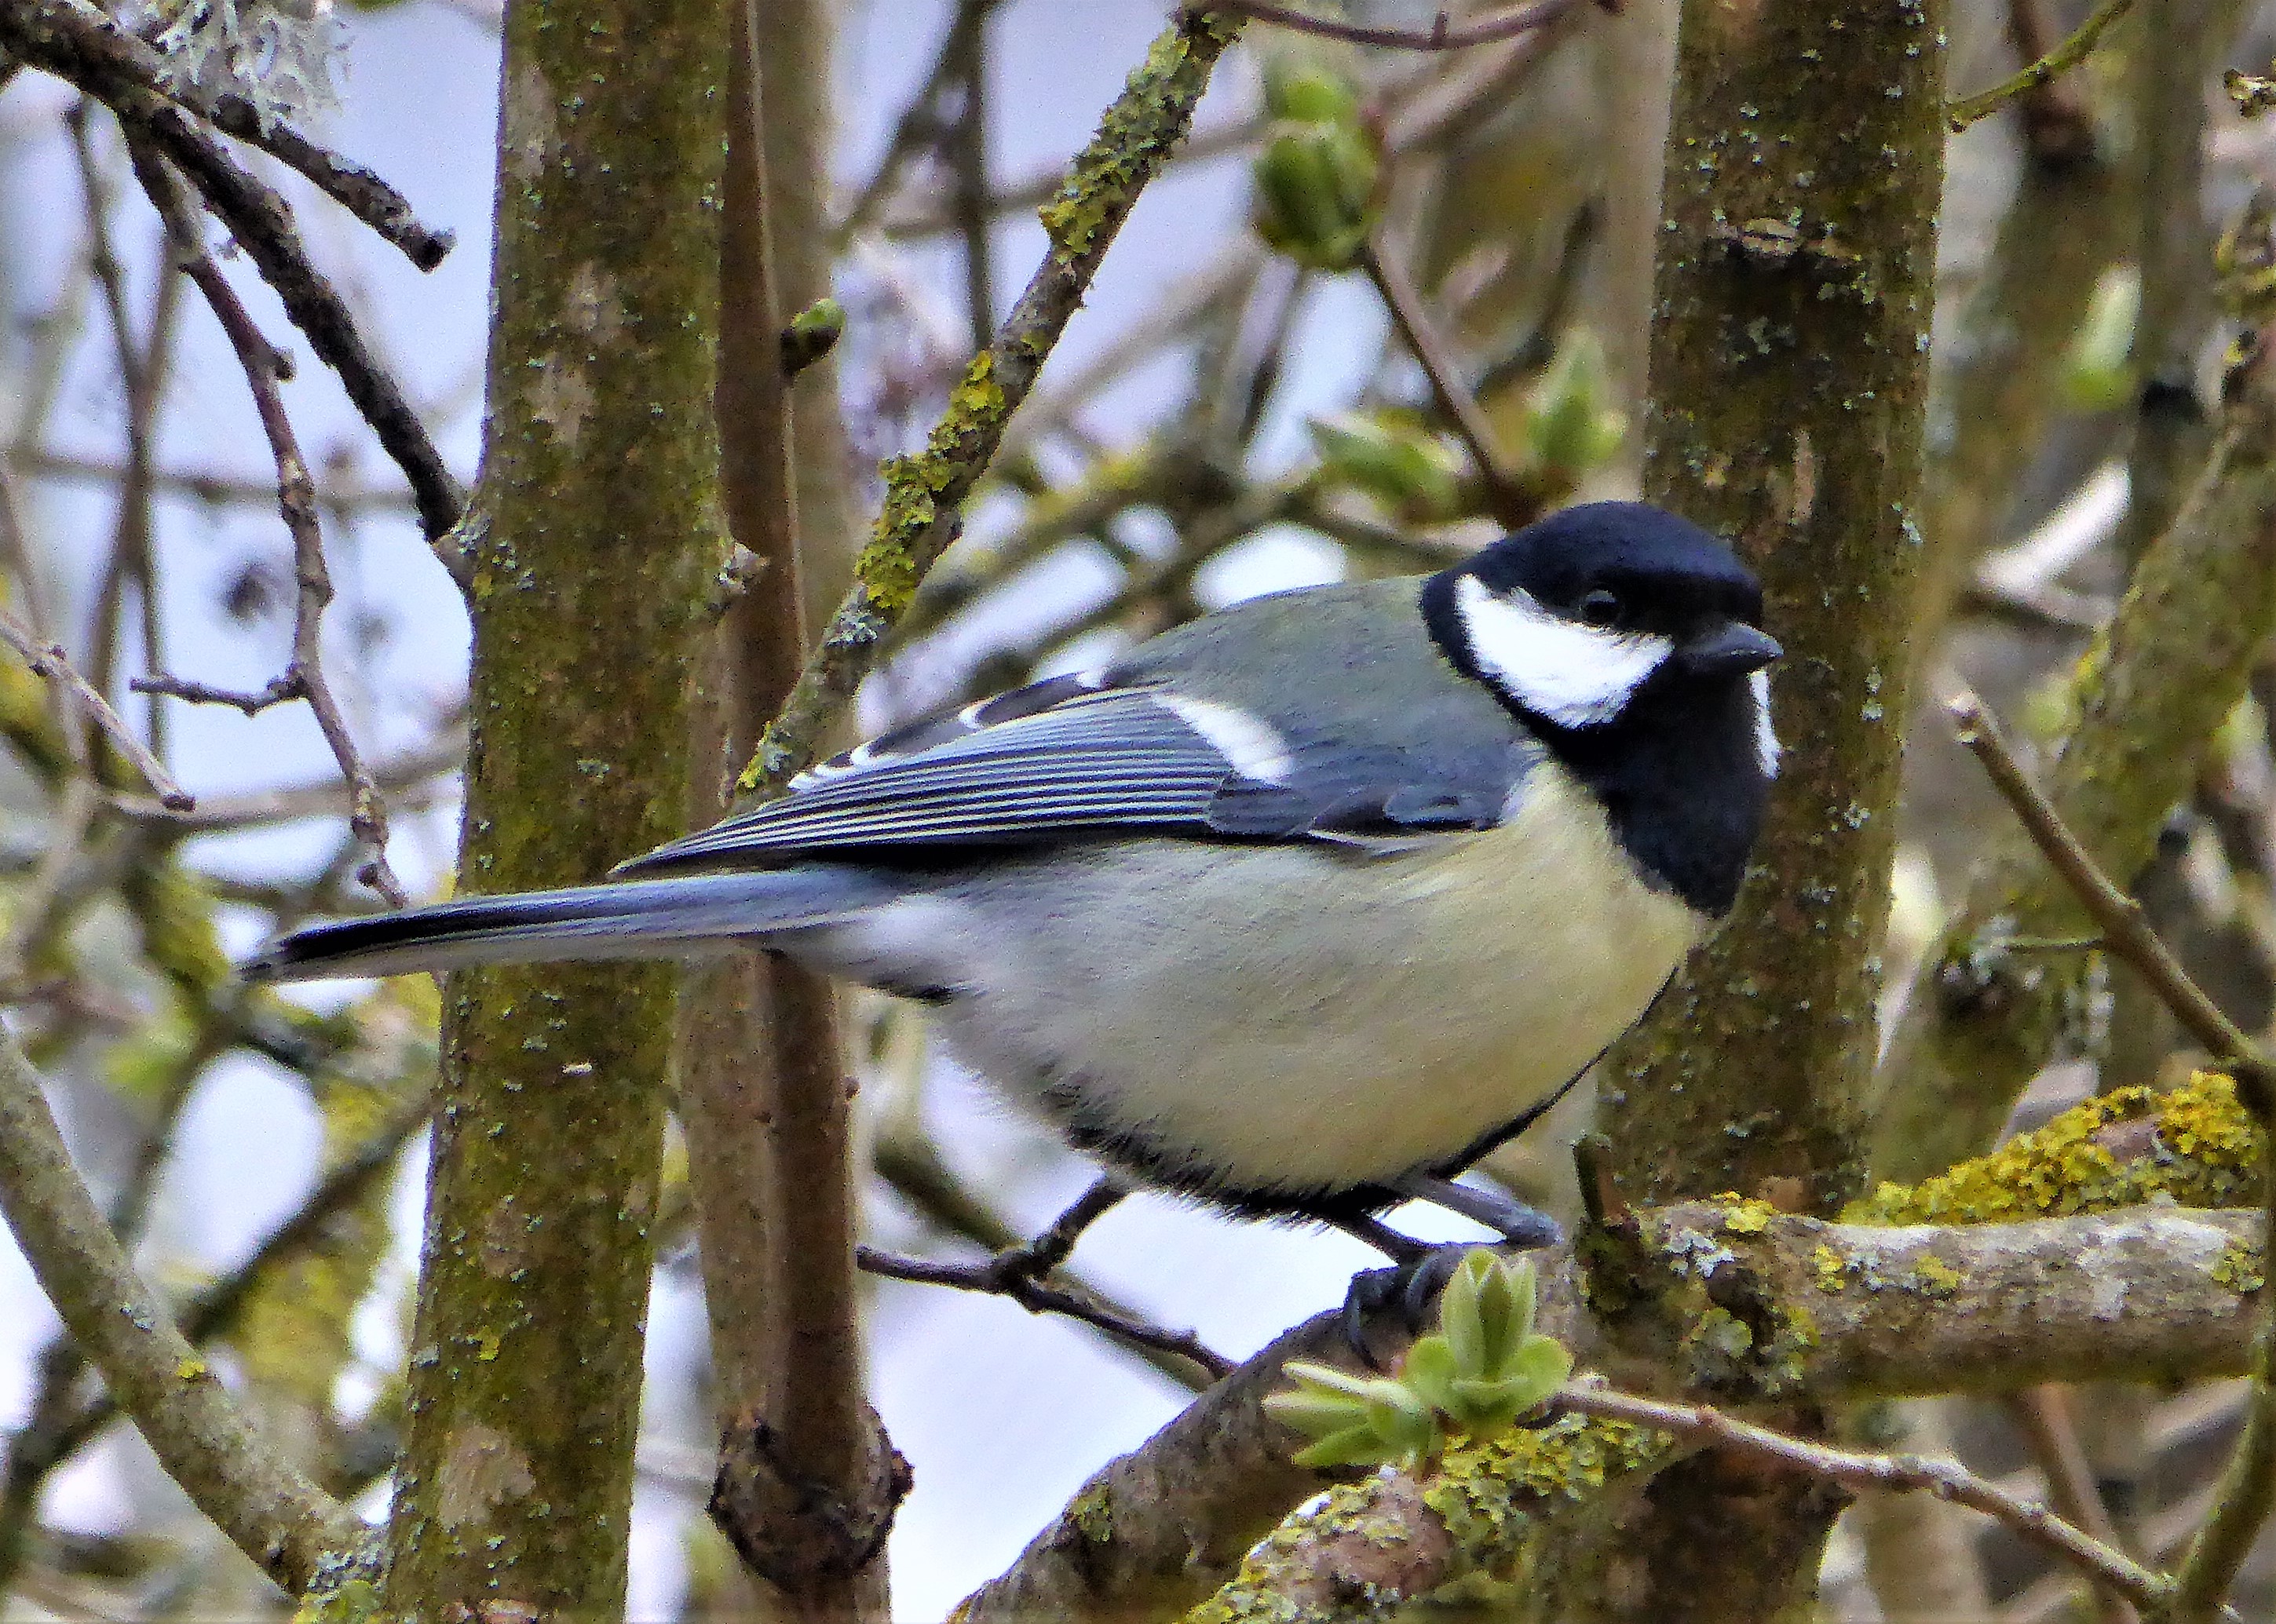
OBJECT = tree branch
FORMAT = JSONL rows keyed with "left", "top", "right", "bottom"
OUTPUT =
{"left": 1357, "top": 235, "right": 1537, "bottom": 528}
{"left": 736, "top": 7, "right": 1242, "bottom": 797}
{"left": 0, "top": 608, "right": 190, "bottom": 811}
{"left": 1875, "top": 318, "right": 2276, "bottom": 1183}
{"left": 1945, "top": 0, "right": 2136, "bottom": 133}
{"left": 2, "top": 0, "right": 451, "bottom": 266}
{"left": 1197, "top": 0, "right": 1601, "bottom": 51}
{"left": 129, "top": 139, "right": 409, "bottom": 907}
{"left": 1949, "top": 692, "right": 2274, "bottom": 1110}
{"left": 1555, "top": 1385, "right": 2171, "bottom": 1615}
{"left": 0, "top": 1022, "right": 379, "bottom": 1597}
{"left": 0, "top": 0, "right": 467, "bottom": 568}
{"left": 959, "top": 1195, "right": 2270, "bottom": 1621}
{"left": 2170, "top": 1136, "right": 2276, "bottom": 1623}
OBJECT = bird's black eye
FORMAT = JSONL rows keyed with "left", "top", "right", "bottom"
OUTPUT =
{"left": 1575, "top": 589, "right": 1624, "bottom": 629}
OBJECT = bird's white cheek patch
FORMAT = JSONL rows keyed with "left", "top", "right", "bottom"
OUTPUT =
{"left": 1152, "top": 693, "right": 1295, "bottom": 783}
{"left": 1751, "top": 669, "right": 1781, "bottom": 779}
{"left": 1455, "top": 576, "right": 1671, "bottom": 728}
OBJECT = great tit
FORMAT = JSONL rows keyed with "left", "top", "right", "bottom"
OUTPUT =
{"left": 247, "top": 501, "right": 1780, "bottom": 1269}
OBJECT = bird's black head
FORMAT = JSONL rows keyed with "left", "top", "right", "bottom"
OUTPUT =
{"left": 1421, "top": 501, "right": 1782, "bottom": 914}
{"left": 1422, "top": 501, "right": 1779, "bottom": 734}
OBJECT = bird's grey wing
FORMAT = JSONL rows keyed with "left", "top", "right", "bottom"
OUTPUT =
{"left": 617, "top": 671, "right": 1536, "bottom": 874}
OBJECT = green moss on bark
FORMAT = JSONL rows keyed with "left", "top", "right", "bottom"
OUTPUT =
{"left": 382, "top": 1, "right": 726, "bottom": 1615}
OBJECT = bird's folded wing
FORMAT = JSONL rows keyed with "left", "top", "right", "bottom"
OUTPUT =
{"left": 618, "top": 676, "right": 1530, "bottom": 874}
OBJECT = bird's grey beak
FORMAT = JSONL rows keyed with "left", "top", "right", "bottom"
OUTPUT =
{"left": 1679, "top": 622, "right": 1782, "bottom": 677}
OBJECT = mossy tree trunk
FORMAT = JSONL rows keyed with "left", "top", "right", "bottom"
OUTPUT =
{"left": 383, "top": 0, "right": 726, "bottom": 1612}
{"left": 1569, "top": 5, "right": 1950, "bottom": 1619}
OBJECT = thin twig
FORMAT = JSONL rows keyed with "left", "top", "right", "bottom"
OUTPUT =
{"left": 67, "top": 100, "right": 182, "bottom": 765}
{"left": 1949, "top": 692, "right": 2274, "bottom": 1111}
{"left": 1998, "top": 0, "right": 2098, "bottom": 162}
{"left": 0, "top": 0, "right": 467, "bottom": 569}
{"left": 0, "top": 615, "right": 190, "bottom": 809}
{"left": 864, "top": 1171, "right": 1222, "bottom": 1382}
{"left": 129, "top": 672, "right": 295, "bottom": 715}
{"left": 1357, "top": 235, "right": 1538, "bottom": 529}
{"left": 130, "top": 140, "right": 408, "bottom": 907}
{"left": 944, "top": 2, "right": 995, "bottom": 353}
{"left": 833, "top": 0, "right": 1006, "bottom": 243}
{"left": 1946, "top": 0, "right": 2136, "bottom": 134}
{"left": 871, "top": 1130, "right": 1216, "bottom": 1392}
{"left": 4, "top": 0, "right": 449, "bottom": 266}
{"left": 10, "top": 448, "right": 416, "bottom": 516}
{"left": 106, "top": 733, "right": 463, "bottom": 833}
{"left": 1553, "top": 1383, "right": 2174, "bottom": 1616}
{"left": 20, "top": 1095, "right": 431, "bottom": 1483}
{"left": 983, "top": 1177, "right": 1127, "bottom": 1288}
{"left": 2007, "top": 1386, "right": 2139, "bottom": 1624}
{"left": 857, "top": 1243, "right": 1233, "bottom": 1382}
{"left": 1196, "top": 0, "right": 1603, "bottom": 51}
{"left": 739, "top": 9, "right": 1241, "bottom": 797}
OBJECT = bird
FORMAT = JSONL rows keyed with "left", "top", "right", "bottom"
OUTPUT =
{"left": 247, "top": 499, "right": 1780, "bottom": 1309}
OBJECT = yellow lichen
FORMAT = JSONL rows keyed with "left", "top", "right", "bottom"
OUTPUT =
{"left": 2214, "top": 1236, "right": 2267, "bottom": 1294}
{"left": 1850, "top": 1071, "right": 2263, "bottom": 1225}
{"left": 1908, "top": 1255, "right": 1962, "bottom": 1298}
{"left": 1068, "top": 1483, "right": 1115, "bottom": 1546}
{"left": 1715, "top": 1195, "right": 1777, "bottom": 1235}
{"left": 1813, "top": 1242, "right": 1850, "bottom": 1292}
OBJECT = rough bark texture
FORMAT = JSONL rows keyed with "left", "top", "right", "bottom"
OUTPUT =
{"left": 384, "top": 0, "right": 725, "bottom": 1613}
{"left": 1578, "top": 4, "right": 1949, "bottom": 1619}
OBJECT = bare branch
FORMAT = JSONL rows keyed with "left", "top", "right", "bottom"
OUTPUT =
{"left": 1196, "top": 0, "right": 1602, "bottom": 51}
{"left": 1554, "top": 1385, "right": 2173, "bottom": 1617}
{"left": 0, "top": 0, "right": 450, "bottom": 265}
{"left": 1357, "top": 235, "right": 1538, "bottom": 528}
{"left": 1946, "top": 0, "right": 2136, "bottom": 133}
{"left": 857, "top": 1245, "right": 1233, "bottom": 1383}
{"left": 2171, "top": 1137, "right": 2276, "bottom": 1624}
{"left": 856, "top": 1177, "right": 1231, "bottom": 1384}
{"left": 1949, "top": 692, "right": 2274, "bottom": 1111}
{"left": 2005, "top": 1386, "right": 2139, "bottom": 1624}
{"left": 130, "top": 141, "right": 409, "bottom": 907}
{"left": 7, "top": 1094, "right": 428, "bottom": 1508}
{"left": 0, "top": 0, "right": 467, "bottom": 569}
{"left": 960, "top": 1199, "right": 2270, "bottom": 1621}
{"left": 130, "top": 671, "right": 295, "bottom": 716}
{"left": 0, "top": 613, "right": 190, "bottom": 810}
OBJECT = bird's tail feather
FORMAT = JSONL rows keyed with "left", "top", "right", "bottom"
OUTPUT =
{"left": 243, "top": 867, "right": 893, "bottom": 984}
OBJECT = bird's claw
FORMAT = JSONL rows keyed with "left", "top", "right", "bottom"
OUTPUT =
{"left": 1337, "top": 1242, "right": 1493, "bottom": 1369}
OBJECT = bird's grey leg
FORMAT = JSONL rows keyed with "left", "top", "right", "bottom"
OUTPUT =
{"left": 1335, "top": 1177, "right": 1562, "bottom": 1367}
{"left": 1387, "top": 1171, "right": 1562, "bottom": 1250}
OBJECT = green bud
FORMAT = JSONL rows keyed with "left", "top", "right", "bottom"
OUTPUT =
{"left": 2059, "top": 265, "right": 2139, "bottom": 412}
{"left": 1401, "top": 1332, "right": 1462, "bottom": 1415}
{"left": 1523, "top": 330, "right": 1628, "bottom": 477}
{"left": 1250, "top": 66, "right": 1380, "bottom": 273}
{"left": 1263, "top": 61, "right": 1361, "bottom": 126}
{"left": 1290, "top": 1422, "right": 1402, "bottom": 1470}
{"left": 782, "top": 297, "right": 847, "bottom": 378}
{"left": 1363, "top": 1379, "right": 1441, "bottom": 1463}
{"left": 1310, "top": 411, "right": 1464, "bottom": 521}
